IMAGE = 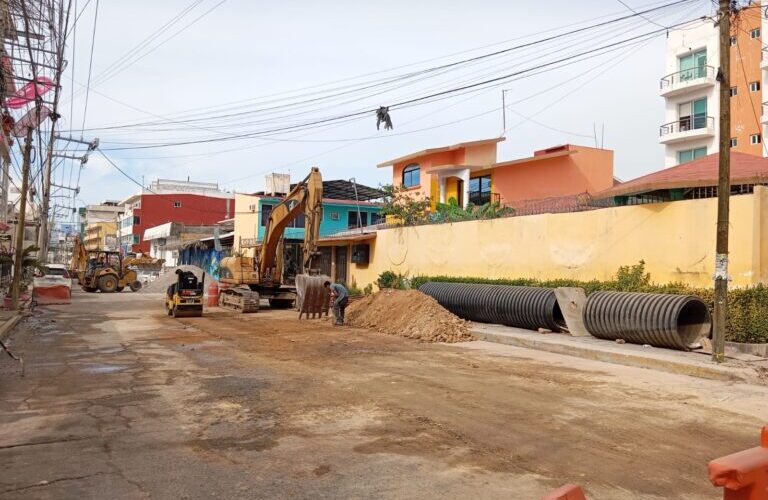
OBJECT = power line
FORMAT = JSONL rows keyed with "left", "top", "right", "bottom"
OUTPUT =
{"left": 80, "top": 0, "right": 98, "bottom": 136}
{"left": 98, "top": 18, "right": 697, "bottom": 152}
{"left": 79, "top": 0, "right": 699, "bottom": 134}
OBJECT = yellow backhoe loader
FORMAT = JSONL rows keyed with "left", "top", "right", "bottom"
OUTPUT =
{"left": 70, "top": 236, "right": 158, "bottom": 293}
{"left": 219, "top": 167, "right": 326, "bottom": 312}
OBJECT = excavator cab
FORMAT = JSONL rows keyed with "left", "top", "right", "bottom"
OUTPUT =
{"left": 165, "top": 269, "right": 204, "bottom": 318}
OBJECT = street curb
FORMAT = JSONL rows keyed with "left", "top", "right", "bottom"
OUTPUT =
{"left": 0, "top": 314, "right": 25, "bottom": 344}
{"left": 471, "top": 327, "right": 758, "bottom": 383}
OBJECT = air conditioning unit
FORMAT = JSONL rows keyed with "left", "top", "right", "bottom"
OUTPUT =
{"left": 351, "top": 244, "right": 369, "bottom": 264}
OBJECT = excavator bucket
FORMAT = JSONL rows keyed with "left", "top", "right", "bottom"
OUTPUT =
{"left": 296, "top": 274, "right": 330, "bottom": 319}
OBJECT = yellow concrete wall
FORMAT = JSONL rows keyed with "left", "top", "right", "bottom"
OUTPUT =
{"left": 350, "top": 187, "right": 768, "bottom": 289}
{"left": 233, "top": 193, "right": 260, "bottom": 257}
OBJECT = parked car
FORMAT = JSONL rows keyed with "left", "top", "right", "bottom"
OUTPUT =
{"left": 32, "top": 264, "right": 72, "bottom": 305}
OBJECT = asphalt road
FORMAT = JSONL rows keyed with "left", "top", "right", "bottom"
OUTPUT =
{"left": 0, "top": 289, "right": 765, "bottom": 499}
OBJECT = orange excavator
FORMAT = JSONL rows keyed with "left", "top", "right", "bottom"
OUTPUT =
{"left": 218, "top": 167, "right": 324, "bottom": 312}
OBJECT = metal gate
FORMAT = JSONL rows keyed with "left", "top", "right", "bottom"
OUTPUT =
{"left": 317, "top": 247, "right": 332, "bottom": 277}
{"left": 334, "top": 246, "right": 348, "bottom": 286}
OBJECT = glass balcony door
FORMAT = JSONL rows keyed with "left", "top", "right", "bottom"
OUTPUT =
{"left": 679, "top": 49, "right": 707, "bottom": 81}
{"left": 678, "top": 98, "right": 707, "bottom": 131}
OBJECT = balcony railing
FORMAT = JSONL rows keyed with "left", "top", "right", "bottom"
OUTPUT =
{"left": 659, "top": 115, "right": 714, "bottom": 137}
{"left": 659, "top": 65, "right": 715, "bottom": 90}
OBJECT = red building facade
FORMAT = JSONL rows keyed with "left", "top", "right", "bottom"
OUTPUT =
{"left": 120, "top": 192, "right": 233, "bottom": 254}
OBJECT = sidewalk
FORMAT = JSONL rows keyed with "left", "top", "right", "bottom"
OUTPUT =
{"left": 0, "top": 310, "right": 24, "bottom": 343}
{"left": 470, "top": 324, "right": 768, "bottom": 383}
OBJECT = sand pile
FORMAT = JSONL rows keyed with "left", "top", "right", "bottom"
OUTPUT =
{"left": 346, "top": 289, "right": 473, "bottom": 343}
{"left": 139, "top": 265, "right": 213, "bottom": 293}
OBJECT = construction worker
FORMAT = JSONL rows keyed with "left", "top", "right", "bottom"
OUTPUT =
{"left": 324, "top": 280, "right": 349, "bottom": 326}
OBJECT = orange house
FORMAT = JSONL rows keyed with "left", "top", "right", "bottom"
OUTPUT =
{"left": 377, "top": 137, "right": 614, "bottom": 208}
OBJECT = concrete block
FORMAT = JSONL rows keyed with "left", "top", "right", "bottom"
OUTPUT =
{"left": 554, "top": 287, "right": 591, "bottom": 337}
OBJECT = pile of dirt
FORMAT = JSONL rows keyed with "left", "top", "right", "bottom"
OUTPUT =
{"left": 139, "top": 265, "right": 213, "bottom": 293}
{"left": 345, "top": 289, "right": 473, "bottom": 343}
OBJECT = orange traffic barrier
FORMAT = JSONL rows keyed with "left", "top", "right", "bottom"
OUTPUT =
{"left": 709, "top": 426, "right": 768, "bottom": 500}
{"left": 541, "top": 483, "right": 587, "bottom": 500}
{"left": 206, "top": 280, "right": 219, "bottom": 307}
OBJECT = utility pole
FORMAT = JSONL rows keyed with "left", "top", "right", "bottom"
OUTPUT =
{"left": 38, "top": 5, "right": 69, "bottom": 264}
{"left": 10, "top": 128, "right": 33, "bottom": 309}
{"left": 713, "top": 0, "right": 732, "bottom": 363}
{"left": 0, "top": 0, "right": 9, "bottom": 225}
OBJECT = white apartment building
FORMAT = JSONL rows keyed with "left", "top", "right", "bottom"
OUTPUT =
{"left": 661, "top": 6, "right": 765, "bottom": 167}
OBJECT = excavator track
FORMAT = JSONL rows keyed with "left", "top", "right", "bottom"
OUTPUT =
{"left": 218, "top": 286, "right": 260, "bottom": 313}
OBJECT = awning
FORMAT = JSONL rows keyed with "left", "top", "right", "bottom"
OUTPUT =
{"left": 143, "top": 222, "right": 174, "bottom": 240}
{"left": 318, "top": 232, "right": 376, "bottom": 245}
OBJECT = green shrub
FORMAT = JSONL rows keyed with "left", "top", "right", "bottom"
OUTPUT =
{"left": 377, "top": 270, "right": 409, "bottom": 290}
{"left": 411, "top": 262, "right": 768, "bottom": 343}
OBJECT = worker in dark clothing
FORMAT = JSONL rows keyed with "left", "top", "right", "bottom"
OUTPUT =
{"left": 324, "top": 280, "right": 349, "bottom": 326}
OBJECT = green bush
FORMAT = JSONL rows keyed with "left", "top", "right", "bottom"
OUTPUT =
{"left": 377, "top": 270, "right": 409, "bottom": 290}
{"left": 411, "top": 261, "right": 768, "bottom": 343}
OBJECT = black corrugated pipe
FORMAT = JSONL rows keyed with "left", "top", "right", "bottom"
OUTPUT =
{"left": 583, "top": 291, "right": 711, "bottom": 350}
{"left": 418, "top": 282, "right": 566, "bottom": 331}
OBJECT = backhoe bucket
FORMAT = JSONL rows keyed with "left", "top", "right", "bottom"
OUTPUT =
{"left": 297, "top": 274, "right": 330, "bottom": 319}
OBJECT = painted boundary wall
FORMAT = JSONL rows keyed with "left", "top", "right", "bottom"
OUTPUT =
{"left": 349, "top": 186, "right": 768, "bottom": 289}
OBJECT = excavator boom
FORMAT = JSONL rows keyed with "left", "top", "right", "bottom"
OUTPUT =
{"left": 218, "top": 167, "right": 326, "bottom": 313}
{"left": 259, "top": 167, "right": 323, "bottom": 281}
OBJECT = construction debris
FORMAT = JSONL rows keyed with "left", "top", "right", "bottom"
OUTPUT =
{"left": 345, "top": 289, "right": 473, "bottom": 343}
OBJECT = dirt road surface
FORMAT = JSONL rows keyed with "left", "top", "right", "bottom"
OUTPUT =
{"left": 1, "top": 290, "right": 765, "bottom": 499}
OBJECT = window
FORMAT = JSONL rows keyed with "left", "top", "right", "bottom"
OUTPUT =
{"left": 678, "top": 49, "right": 707, "bottom": 81}
{"left": 730, "top": 36, "right": 737, "bottom": 46}
{"left": 329, "top": 211, "right": 340, "bottom": 221}
{"left": 678, "top": 97, "right": 707, "bottom": 131}
{"left": 751, "top": 28, "right": 761, "bottom": 39}
{"left": 731, "top": 137, "right": 738, "bottom": 147}
{"left": 260, "top": 203, "right": 304, "bottom": 228}
{"left": 348, "top": 211, "right": 368, "bottom": 229}
{"left": 132, "top": 235, "right": 140, "bottom": 244}
{"left": 751, "top": 134, "right": 762, "bottom": 144}
{"left": 260, "top": 204, "right": 273, "bottom": 226}
{"left": 402, "top": 163, "right": 420, "bottom": 188}
{"left": 730, "top": 86, "right": 738, "bottom": 97}
{"left": 133, "top": 215, "right": 140, "bottom": 225}
{"left": 290, "top": 212, "right": 305, "bottom": 229}
{"left": 370, "top": 212, "right": 384, "bottom": 225}
{"left": 173, "top": 201, "right": 182, "bottom": 208}
{"left": 750, "top": 81, "right": 761, "bottom": 92}
{"left": 677, "top": 147, "right": 707, "bottom": 164}
{"left": 469, "top": 175, "right": 492, "bottom": 205}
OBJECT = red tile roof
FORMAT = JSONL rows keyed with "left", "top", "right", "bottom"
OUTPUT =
{"left": 597, "top": 152, "right": 768, "bottom": 198}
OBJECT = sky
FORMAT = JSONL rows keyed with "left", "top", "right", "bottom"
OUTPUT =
{"left": 55, "top": 0, "right": 717, "bottom": 205}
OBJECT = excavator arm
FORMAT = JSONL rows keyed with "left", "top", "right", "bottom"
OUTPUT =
{"left": 70, "top": 235, "right": 88, "bottom": 276}
{"left": 259, "top": 167, "right": 323, "bottom": 282}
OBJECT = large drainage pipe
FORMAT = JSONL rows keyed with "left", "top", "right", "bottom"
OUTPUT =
{"left": 583, "top": 291, "right": 711, "bottom": 350}
{"left": 418, "top": 282, "right": 566, "bottom": 331}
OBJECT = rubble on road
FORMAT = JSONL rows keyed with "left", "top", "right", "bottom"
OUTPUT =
{"left": 346, "top": 289, "right": 473, "bottom": 343}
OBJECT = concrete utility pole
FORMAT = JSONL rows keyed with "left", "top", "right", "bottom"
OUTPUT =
{"left": 713, "top": 0, "right": 732, "bottom": 363}
{"left": 38, "top": 5, "right": 69, "bottom": 264}
{"left": 0, "top": 0, "right": 9, "bottom": 224}
{"left": 10, "top": 128, "right": 33, "bottom": 309}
